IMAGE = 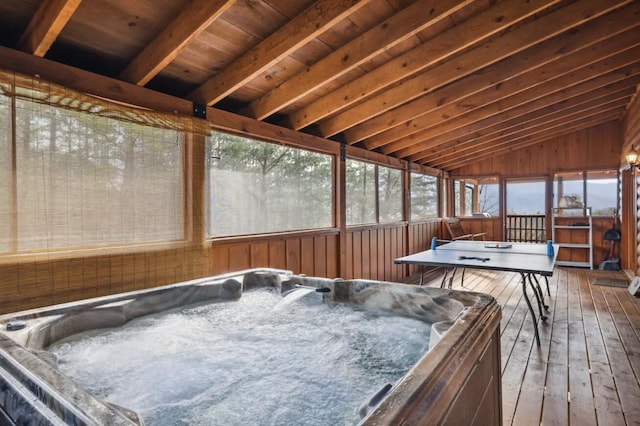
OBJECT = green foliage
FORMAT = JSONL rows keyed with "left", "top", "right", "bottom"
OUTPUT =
{"left": 410, "top": 173, "right": 438, "bottom": 220}
{"left": 207, "top": 132, "right": 332, "bottom": 236}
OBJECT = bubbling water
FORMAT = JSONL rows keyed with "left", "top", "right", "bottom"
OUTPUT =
{"left": 50, "top": 289, "right": 432, "bottom": 425}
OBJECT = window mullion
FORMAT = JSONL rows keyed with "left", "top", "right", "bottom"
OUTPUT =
{"left": 10, "top": 85, "right": 17, "bottom": 252}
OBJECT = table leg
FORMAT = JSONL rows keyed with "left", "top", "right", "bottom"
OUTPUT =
{"left": 461, "top": 267, "right": 466, "bottom": 287}
{"left": 520, "top": 272, "right": 541, "bottom": 346}
{"left": 531, "top": 274, "right": 549, "bottom": 310}
{"left": 448, "top": 268, "right": 457, "bottom": 289}
{"left": 527, "top": 273, "right": 547, "bottom": 320}
{"left": 440, "top": 268, "right": 449, "bottom": 288}
{"left": 544, "top": 276, "right": 550, "bottom": 296}
{"left": 420, "top": 265, "right": 425, "bottom": 286}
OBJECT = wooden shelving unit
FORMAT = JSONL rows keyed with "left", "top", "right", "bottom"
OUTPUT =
{"left": 552, "top": 207, "right": 593, "bottom": 269}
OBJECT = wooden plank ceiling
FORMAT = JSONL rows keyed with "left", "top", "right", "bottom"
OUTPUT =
{"left": 0, "top": 0, "right": 638, "bottom": 171}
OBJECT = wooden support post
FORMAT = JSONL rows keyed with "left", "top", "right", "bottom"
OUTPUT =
{"left": 337, "top": 145, "right": 348, "bottom": 278}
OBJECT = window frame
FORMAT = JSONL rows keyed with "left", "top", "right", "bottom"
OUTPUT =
{"left": 452, "top": 176, "right": 500, "bottom": 218}
{"left": 409, "top": 171, "right": 440, "bottom": 222}
{"left": 205, "top": 131, "right": 336, "bottom": 239}
{"left": 553, "top": 169, "right": 619, "bottom": 217}
{"left": 1, "top": 86, "right": 191, "bottom": 257}
{"left": 345, "top": 158, "right": 405, "bottom": 228}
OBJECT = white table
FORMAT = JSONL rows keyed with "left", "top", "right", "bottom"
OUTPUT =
{"left": 395, "top": 240, "right": 559, "bottom": 345}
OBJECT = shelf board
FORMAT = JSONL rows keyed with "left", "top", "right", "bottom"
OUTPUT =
{"left": 555, "top": 260, "right": 592, "bottom": 268}
{"left": 557, "top": 243, "right": 591, "bottom": 248}
{"left": 553, "top": 225, "right": 590, "bottom": 229}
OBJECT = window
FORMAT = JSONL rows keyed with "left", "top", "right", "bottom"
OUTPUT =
{"left": 506, "top": 180, "right": 545, "bottom": 215}
{"left": 378, "top": 166, "right": 402, "bottom": 223}
{"left": 206, "top": 132, "right": 333, "bottom": 237}
{"left": 441, "top": 177, "right": 448, "bottom": 218}
{"left": 346, "top": 159, "right": 403, "bottom": 225}
{"left": 586, "top": 170, "right": 617, "bottom": 216}
{"left": 410, "top": 172, "right": 438, "bottom": 220}
{"left": 554, "top": 171, "right": 584, "bottom": 215}
{"left": 1, "top": 73, "right": 189, "bottom": 253}
{"left": 346, "top": 160, "right": 376, "bottom": 225}
{"left": 554, "top": 170, "right": 618, "bottom": 216}
{"left": 453, "top": 177, "right": 499, "bottom": 217}
{"left": 0, "top": 94, "right": 10, "bottom": 251}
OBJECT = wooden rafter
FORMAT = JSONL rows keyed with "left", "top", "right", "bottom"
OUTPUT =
{"left": 119, "top": 0, "right": 236, "bottom": 86}
{"left": 330, "top": 0, "right": 634, "bottom": 142}
{"left": 366, "top": 3, "right": 640, "bottom": 153}
{"left": 397, "top": 73, "right": 640, "bottom": 161}
{"left": 245, "top": 0, "right": 473, "bottom": 120}
{"left": 4, "top": 0, "right": 639, "bottom": 171}
{"left": 17, "top": 0, "right": 82, "bottom": 57}
{"left": 390, "top": 42, "right": 640, "bottom": 160}
{"left": 188, "top": 0, "right": 369, "bottom": 106}
{"left": 286, "top": 0, "right": 562, "bottom": 131}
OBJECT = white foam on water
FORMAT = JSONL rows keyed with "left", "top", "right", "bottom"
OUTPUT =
{"left": 50, "top": 289, "right": 432, "bottom": 425}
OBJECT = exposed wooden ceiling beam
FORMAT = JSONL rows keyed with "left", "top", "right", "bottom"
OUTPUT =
{"left": 383, "top": 35, "right": 640, "bottom": 161}
{"left": 245, "top": 0, "right": 473, "bottom": 120}
{"left": 433, "top": 110, "right": 624, "bottom": 170}
{"left": 387, "top": 42, "right": 640, "bottom": 158}
{"left": 0, "top": 44, "right": 193, "bottom": 115}
{"left": 188, "top": 0, "right": 369, "bottom": 106}
{"left": 369, "top": 12, "right": 640, "bottom": 154}
{"left": 422, "top": 92, "right": 634, "bottom": 167}
{"left": 335, "top": 0, "right": 634, "bottom": 143}
{"left": 396, "top": 73, "right": 640, "bottom": 160}
{"left": 286, "top": 0, "right": 562, "bottom": 131}
{"left": 119, "top": 0, "right": 236, "bottom": 86}
{"left": 397, "top": 64, "right": 640, "bottom": 161}
{"left": 17, "top": 0, "right": 83, "bottom": 57}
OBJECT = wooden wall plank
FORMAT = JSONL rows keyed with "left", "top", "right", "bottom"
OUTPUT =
{"left": 285, "top": 239, "right": 301, "bottom": 274}
{"left": 210, "top": 245, "right": 230, "bottom": 275}
{"left": 352, "top": 231, "right": 362, "bottom": 279}
{"left": 346, "top": 232, "right": 354, "bottom": 279}
{"left": 269, "top": 240, "right": 287, "bottom": 270}
{"left": 326, "top": 235, "right": 338, "bottom": 278}
{"left": 250, "top": 242, "right": 269, "bottom": 268}
{"left": 314, "top": 236, "right": 327, "bottom": 277}
{"left": 369, "top": 230, "right": 378, "bottom": 281}
{"left": 229, "top": 244, "right": 250, "bottom": 271}
{"left": 361, "top": 231, "right": 371, "bottom": 279}
{"left": 452, "top": 121, "right": 621, "bottom": 177}
{"left": 300, "top": 237, "right": 314, "bottom": 275}
{"left": 377, "top": 229, "right": 385, "bottom": 281}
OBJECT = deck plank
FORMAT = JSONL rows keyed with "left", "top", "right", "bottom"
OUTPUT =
{"left": 542, "top": 269, "right": 569, "bottom": 426}
{"left": 409, "top": 266, "right": 640, "bottom": 425}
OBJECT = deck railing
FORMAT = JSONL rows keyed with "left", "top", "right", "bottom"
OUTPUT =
{"left": 506, "top": 214, "right": 546, "bottom": 243}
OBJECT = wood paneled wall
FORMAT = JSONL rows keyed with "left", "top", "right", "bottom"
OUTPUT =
{"left": 209, "top": 232, "right": 339, "bottom": 278}
{"left": 407, "top": 220, "right": 442, "bottom": 275}
{"left": 455, "top": 218, "right": 502, "bottom": 241}
{"left": 346, "top": 225, "right": 406, "bottom": 282}
{"left": 0, "top": 246, "right": 210, "bottom": 314}
{"left": 621, "top": 90, "right": 640, "bottom": 274}
{"left": 452, "top": 120, "right": 625, "bottom": 268}
{"left": 452, "top": 121, "right": 621, "bottom": 177}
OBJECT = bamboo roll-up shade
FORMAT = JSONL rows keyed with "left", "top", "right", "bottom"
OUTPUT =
{"left": 0, "top": 69, "right": 209, "bottom": 255}
{"left": 0, "top": 69, "right": 211, "bottom": 136}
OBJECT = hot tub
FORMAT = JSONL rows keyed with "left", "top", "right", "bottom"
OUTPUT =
{"left": 0, "top": 269, "right": 502, "bottom": 425}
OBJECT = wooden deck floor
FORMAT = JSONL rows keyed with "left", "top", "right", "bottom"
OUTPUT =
{"left": 406, "top": 267, "right": 640, "bottom": 426}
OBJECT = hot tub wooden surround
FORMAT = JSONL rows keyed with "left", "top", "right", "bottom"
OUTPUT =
{"left": 408, "top": 267, "right": 640, "bottom": 425}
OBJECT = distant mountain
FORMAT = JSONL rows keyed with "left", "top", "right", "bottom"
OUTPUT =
{"left": 503, "top": 180, "right": 616, "bottom": 215}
